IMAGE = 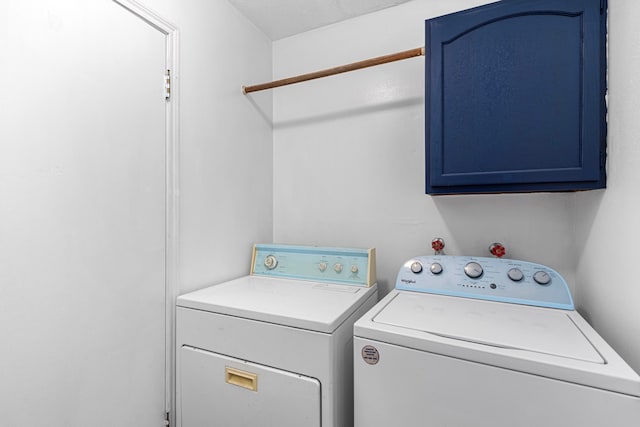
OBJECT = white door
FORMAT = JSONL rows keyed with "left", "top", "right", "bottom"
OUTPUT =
{"left": 0, "top": 1, "right": 169, "bottom": 425}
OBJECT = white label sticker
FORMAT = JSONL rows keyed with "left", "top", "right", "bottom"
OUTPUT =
{"left": 361, "top": 345, "right": 379, "bottom": 365}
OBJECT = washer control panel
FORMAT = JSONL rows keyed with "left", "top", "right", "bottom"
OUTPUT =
{"left": 396, "top": 255, "right": 573, "bottom": 309}
{"left": 251, "top": 244, "right": 376, "bottom": 287}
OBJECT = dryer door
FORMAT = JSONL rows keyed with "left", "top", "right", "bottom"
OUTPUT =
{"left": 180, "top": 346, "right": 321, "bottom": 427}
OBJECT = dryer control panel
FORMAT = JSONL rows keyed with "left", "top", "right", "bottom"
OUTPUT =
{"left": 251, "top": 244, "right": 376, "bottom": 287}
{"left": 396, "top": 256, "right": 573, "bottom": 310}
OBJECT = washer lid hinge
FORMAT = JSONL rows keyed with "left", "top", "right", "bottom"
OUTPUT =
{"left": 164, "top": 411, "right": 170, "bottom": 427}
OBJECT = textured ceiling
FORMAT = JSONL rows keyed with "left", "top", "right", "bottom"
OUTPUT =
{"left": 228, "top": 0, "right": 414, "bottom": 40}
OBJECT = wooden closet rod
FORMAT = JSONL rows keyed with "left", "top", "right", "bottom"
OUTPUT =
{"left": 242, "top": 46, "right": 425, "bottom": 94}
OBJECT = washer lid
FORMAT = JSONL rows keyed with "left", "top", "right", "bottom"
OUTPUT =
{"left": 373, "top": 292, "right": 603, "bottom": 363}
{"left": 177, "top": 276, "right": 376, "bottom": 333}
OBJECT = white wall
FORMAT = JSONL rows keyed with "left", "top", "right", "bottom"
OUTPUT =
{"left": 146, "top": 0, "right": 274, "bottom": 292}
{"left": 273, "top": 0, "right": 576, "bottom": 294}
{"left": 574, "top": 0, "right": 640, "bottom": 373}
{"left": 0, "top": 0, "right": 274, "bottom": 320}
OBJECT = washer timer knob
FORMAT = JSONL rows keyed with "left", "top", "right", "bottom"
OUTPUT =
{"left": 318, "top": 262, "right": 328, "bottom": 272}
{"left": 334, "top": 263, "right": 343, "bottom": 273}
{"left": 430, "top": 263, "right": 443, "bottom": 275}
{"left": 533, "top": 271, "right": 551, "bottom": 285}
{"left": 263, "top": 255, "right": 278, "bottom": 270}
{"left": 507, "top": 268, "right": 524, "bottom": 282}
{"left": 464, "top": 262, "right": 484, "bottom": 279}
{"left": 351, "top": 265, "right": 359, "bottom": 274}
{"left": 410, "top": 261, "right": 423, "bottom": 274}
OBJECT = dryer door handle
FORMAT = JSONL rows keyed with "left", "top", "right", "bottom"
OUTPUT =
{"left": 225, "top": 367, "right": 258, "bottom": 392}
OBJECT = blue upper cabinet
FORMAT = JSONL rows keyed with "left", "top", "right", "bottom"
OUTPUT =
{"left": 426, "top": 0, "right": 607, "bottom": 194}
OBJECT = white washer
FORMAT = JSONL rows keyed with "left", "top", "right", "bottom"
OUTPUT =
{"left": 354, "top": 255, "right": 640, "bottom": 426}
{"left": 177, "top": 244, "right": 378, "bottom": 427}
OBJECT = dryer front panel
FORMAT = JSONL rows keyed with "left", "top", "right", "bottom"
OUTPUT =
{"left": 180, "top": 346, "right": 321, "bottom": 427}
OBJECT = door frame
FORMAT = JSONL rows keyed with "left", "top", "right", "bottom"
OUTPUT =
{"left": 112, "top": 0, "right": 180, "bottom": 422}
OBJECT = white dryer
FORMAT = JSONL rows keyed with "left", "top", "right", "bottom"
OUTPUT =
{"left": 354, "top": 255, "right": 640, "bottom": 426}
{"left": 177, "top": 244, "right": 378, "bottom": 427}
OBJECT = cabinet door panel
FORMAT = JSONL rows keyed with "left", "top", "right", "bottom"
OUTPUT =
{"left": 426, "top": 0, "right": 606, "bottom": 194}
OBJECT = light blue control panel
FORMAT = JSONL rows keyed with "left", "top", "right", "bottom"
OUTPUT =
{"left": 395, "top": 255, "right": 574, "bottom": 310}
{"left": 251, "top": 244, "right": 376, "bottom": 287}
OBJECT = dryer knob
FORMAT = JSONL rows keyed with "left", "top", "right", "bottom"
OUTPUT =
{"left": 263, "top": 255, "right": 278, "bottom": 270}
{"left": 410, "top": 261, "right": 423, "bottom": 274}
{"left": 334, "top": 263, "right": 343, "bottom": 273}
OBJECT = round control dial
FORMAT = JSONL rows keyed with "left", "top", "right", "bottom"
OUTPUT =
{"left": 430, "top": 263, "right": 443, "bottom": 275}
{"left": 464, "top": 262, "right": 483, "bottom": 279}
{"left": 263, "top": 255, "right": 278, "bottom": 270}
{"left": 507, "top": 268, "right": 524, "bottom": 282}
{"left": 351, "top": 265, "right": 359, "bottom": 274}
{"left": 533, "top": 270, "right": 551, "bottom": 285}
{"left": 318, "top": 261, "right": 328, "bottom": 272}
{"left": 334, "top": 263, "right": 343, "bottom": 273}
{"left": 410, "top": 261, "right": 423, "bottom": 274}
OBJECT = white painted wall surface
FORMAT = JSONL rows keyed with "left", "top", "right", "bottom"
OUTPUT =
{"left": 273, "top": 0, "right": 576, "bottom": 294}
{"left": 145, "top": 0, "right": 273, "bottom": 293}
{"left": 574, "top": 0, "right": 640, "bottom": 373}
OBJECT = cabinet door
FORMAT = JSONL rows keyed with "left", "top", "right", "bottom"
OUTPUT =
{"left": 426, "top": 0, "right": 606, "bottom": 194}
